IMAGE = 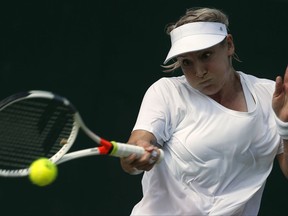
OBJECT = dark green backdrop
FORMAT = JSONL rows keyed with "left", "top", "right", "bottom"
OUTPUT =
{"left": 0, "top": 0, "right": 287, "bottom": 215}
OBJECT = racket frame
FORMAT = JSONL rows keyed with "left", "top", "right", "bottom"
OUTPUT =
{"left": 0, "top": 90, "right": 164, "bottom": 177}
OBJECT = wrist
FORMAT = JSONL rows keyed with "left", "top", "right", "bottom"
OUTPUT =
{"left": 275, "top": 115, "right": 288, "bottom": 140}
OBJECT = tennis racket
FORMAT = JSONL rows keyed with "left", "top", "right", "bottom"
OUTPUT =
{"left": 0, "top": 90, "right": 164, "bottom": 177}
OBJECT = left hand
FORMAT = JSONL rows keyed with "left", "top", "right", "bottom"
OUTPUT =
{"left": 272, "top": 66, "right": 288, "bottom": 122}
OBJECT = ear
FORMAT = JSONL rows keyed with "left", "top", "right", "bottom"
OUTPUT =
{"left": 226, "top": 34, "right": 235, "bottom": 56}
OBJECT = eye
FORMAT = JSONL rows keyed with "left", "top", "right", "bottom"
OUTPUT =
{"left": 201, "top": 51, "right": 212, "bottom": 60}
{"left": 179, "top": 59, "right": 193, "bottom": 67}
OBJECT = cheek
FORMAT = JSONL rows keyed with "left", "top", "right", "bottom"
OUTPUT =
{"left": 183, "top": 72, "right": 198, "bottom": 87}
{"left": 182, "top": 69, "right": 192, "bottom": 78}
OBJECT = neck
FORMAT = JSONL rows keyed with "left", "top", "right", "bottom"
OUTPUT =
{"left": 209, "top": 70, "right": 247, "bottom": 111}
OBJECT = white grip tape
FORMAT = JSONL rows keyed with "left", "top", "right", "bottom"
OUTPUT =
{"left": 111, "top": 142, "right": 145, "bottom": 158}
{"left": 110, "top": 142, "right": 164, "bottom": 163}
{"left": 275, "top": 116, "right": 288, "bottom": 140}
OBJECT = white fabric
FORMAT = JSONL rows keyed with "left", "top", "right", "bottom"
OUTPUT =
{"left": 274, "top": 114, "right": 288, "bottom": 139}
{"left": 131, "top": 72, "right": 283, "bottom": 216}
{"left": 240, "top": 75, "right": 255, "bottom": 112}
{"left": 164, "top": 22, "right": 227, "bottom": 64}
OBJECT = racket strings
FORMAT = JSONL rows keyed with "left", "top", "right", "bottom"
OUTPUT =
{"left": 0, "top": 98, "right": 74, "bottom": 170}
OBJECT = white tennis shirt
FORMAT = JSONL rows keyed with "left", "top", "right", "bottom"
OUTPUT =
{"left": 131, "top": 72, "right": 283, "bottom": 216}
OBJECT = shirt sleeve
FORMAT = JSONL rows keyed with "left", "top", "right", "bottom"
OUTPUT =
{"left": 132, "top": 79, "right": 174, "bottom": 146}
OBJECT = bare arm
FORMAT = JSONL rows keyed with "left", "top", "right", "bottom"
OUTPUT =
{"left": 120, "top": 130, "right": 161, "bottom": 174}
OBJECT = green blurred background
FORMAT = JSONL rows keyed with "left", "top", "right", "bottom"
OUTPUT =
{"left": 0, "top": 0, "right": 287, "bottom": 215}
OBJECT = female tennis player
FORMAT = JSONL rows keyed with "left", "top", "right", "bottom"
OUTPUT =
{"left": 120, "top": 7, "right": 288, "bottom": 215}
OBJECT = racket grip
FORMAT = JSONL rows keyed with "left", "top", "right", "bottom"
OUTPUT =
{"left": 110, "top": 142, "right": 164, "bottom": 163}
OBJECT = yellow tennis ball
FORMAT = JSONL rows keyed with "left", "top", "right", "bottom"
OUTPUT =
{"left": 29, "top": 158, "right": 58, "bottom": 187}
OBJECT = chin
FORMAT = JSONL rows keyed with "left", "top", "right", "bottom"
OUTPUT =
{"left": 199, "top": 87, "right": 219, "bottom": 96}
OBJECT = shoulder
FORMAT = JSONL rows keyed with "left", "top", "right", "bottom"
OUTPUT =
{"left": 238, "top": 71, "right": 275, "bottom": 85}
{"left": 151, "top": 75, "right": 187, "bottom": 88}
{"left": 143, "top": 75, "right": 196, "bottom": 113}
{"left": 142, "top": 76, "right": 188, "bottom": 106}
{"left": 238, "top": 71, "right": 275, "bottom": 92}
{"left": 148, "top": 75, "right": 191, "bottom": 96}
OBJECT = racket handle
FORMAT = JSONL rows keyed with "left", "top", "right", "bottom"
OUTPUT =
{"left": 110, "top": 142, "right": 164, "bottom": 163}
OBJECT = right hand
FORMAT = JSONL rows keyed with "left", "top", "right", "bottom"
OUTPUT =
{"left": 120, "top": 130, "right": 161, "bottom": 174}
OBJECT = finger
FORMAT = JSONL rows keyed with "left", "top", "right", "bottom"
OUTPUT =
{"left": 134, "top": 149, "right": 161, "bottom": 171}
{"left": 130, "top": 151, "right": 153, "bottom": 170}
{"left": 144, "top": 145, "right": 154, "bottom": 152}
{"left": 134, "top": 152, "right": 151, "bottom": 165}
{"left": 283, "top": 65, "right": 288, "bottom": 83}
{"left": 148, "top": 149, "right": 158, "bottom": 164}
{"left": 143, "top": 146, "right": 157, "bottom": 164}
{"left": 122, "top": 153, "right": 138, "bottom": 165}
{"left": 136, "top": 164, "right": 154, "bottom": 171}
{"left": 274, "top": 76, "right": 283, "bottom": 98}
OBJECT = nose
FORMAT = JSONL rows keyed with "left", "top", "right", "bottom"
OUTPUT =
{"left": 195, "top": 66, "right": 208, "bottom": 78}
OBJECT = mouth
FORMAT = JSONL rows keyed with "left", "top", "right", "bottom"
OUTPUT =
{"left": 196, "top": 79, "right": 215, "bottom": 92}
{"left": 199, "top": 79, "right": 211, "bottom": 86}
